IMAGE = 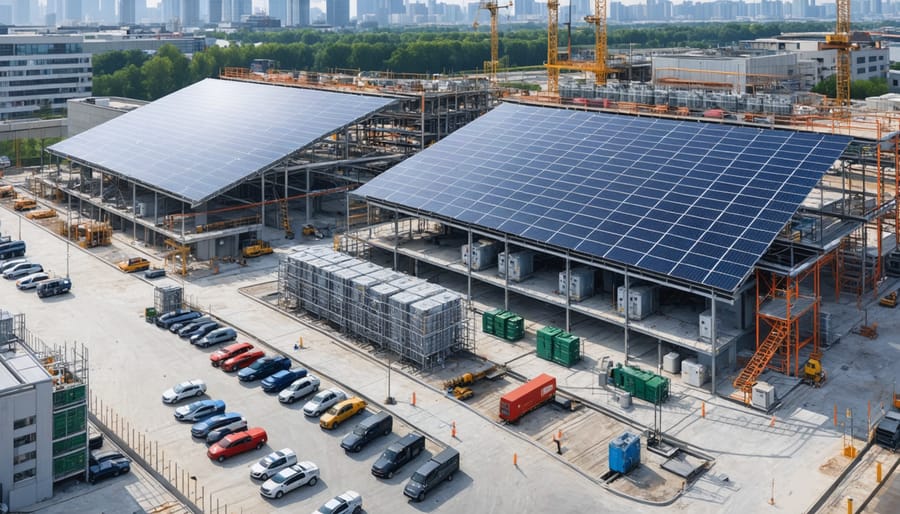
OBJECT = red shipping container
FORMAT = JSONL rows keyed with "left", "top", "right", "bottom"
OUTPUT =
{"left": 499, "top": 373, "right": 556, "bottom": 423}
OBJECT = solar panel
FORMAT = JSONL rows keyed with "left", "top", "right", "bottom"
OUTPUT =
{"left": 49, "top": 79, "right": 395, "bottom": 206}
{"left": 356, "top": 102, "right": 851, "bottom": 292}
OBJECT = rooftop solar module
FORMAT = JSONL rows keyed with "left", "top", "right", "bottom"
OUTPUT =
{"left": 355, "top": 102, "right": 851, "bottom": 292}
{"left": 48, "top": 79, "right": 395, "bottom": 206}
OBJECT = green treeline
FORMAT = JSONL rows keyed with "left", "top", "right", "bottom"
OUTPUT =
{"left": 92, "top": 21, "right": 888, "bottom": 101}
{"left": 0, "top": 138, "right": 63, "bottom": 167}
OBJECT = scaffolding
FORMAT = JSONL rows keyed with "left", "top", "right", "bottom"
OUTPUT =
{"left": 278, "top": 247, "right": 472, "bottom": 369}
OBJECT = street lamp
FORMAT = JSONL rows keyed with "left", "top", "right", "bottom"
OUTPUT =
{"left": 385, "top": 353, "right": 395, "bottom": 405}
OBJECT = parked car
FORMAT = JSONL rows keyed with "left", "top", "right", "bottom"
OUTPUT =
{"left": 16, "top": 271, "right": 49, "bottom": 290}
{"left": 191, "top": 412, "right": 245, "bottom": 439}
{"left": 194, "top": 327, "right": 238, "bottom": 348}
{"left": 4, "top": 262, "right": 42, "bottom": 280}
{"left": 319, "top": 397, "right": 367, "bottom": 430}
{"left": 176, "top": 319, "right": 214, "bottom": 337}
{"left": 0, "top": 258, "right": 28, "bottom": 273}
{"left": 170, "top": 316, "right": 210, "bottom": 334}
{"left": 403, "top": 447, "right": 460, "bottom": 502}
{"left": 250, "top": 448, "right": 297, "bottom": 480}
{"left": 156, "top": 310, "right": 201, "bottom": 330}
{"left": 174, "top": 399, "right": 226, "bottom": 422}
{"left": 88, "top": 426, "right": 104, "bottom": 450}
{"left": 313, "top": 490, "right": 362, "bottom": 514}
{"left": 259, "top": 461, "right": 319, "bottom": 499}
{"left": 371, "top": 432, "right": 425, "bottom": 479}
{"left": 278, "top": 375, "right": 320, "bottom": 404}
{"left": 207, "top": 427, "right": 267, "bottom": 462}
{"left": 261, "top": 368, "right": 307, "bottom": 393}
{"left": 206, "top": 418, "right": 248, "bottom": 445}
{"left": 210, "top": 342, "right": 254, "bottom": 368}
{"left": 90, "top": 450, "right": 127, "bottom": 466}
{"left": 144, "top": 268, "right": 166, "bottom": 279}
{"left": 342, "top": 411, "right": 393, "bottom": 453}
{"left": 88, "top": 455, "right": 131, "bottom": 484}
{"left": 303, "top": 388, "right": 347, "bottom": 417}
{"left": 221, "top": 349, "right": 265, "bottom": 372}
{"left": 36, "top": 277, "right": 71, "bottom": 298}
{"left": 117, "top": 256, "right": 150, "bottom": 273}
{"left": 238, "top": 355, "right": 291, "bottom": 382}
{"left": 161, "top": 379, "right": 207, "bottom": 404}
{"left": 179, "top": 320, "right": 218, "bottom": 338}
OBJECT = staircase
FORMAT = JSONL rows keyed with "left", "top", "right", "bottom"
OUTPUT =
{"left": 733, "top": 320, "right": 789, "bottom": 401}
{"left": 839, "top": 230, "right": 865, "bottom": 298}
{"left": 272, "top": 187, "right": 294, "bottom": 239}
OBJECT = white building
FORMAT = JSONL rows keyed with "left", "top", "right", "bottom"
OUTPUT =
{"left": 0, "top": 335, "right": 53, "bottom": 511}
{"left": 0, "top": 34, "right": 92, "bottom": 121}
{"left": 652, "top": 53, "right": 799, "bottom": 94}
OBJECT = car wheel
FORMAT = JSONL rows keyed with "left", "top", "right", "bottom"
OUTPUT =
{"left": 195, "top": 390, "right": 202, "bottom": 397}
{"left": 287, "top": 396, "right": 295, "bottom": 404}
{"left": 261, "top": 472, "right": 268, "bottom": 480}
{"left": 275, "top": 490, "right": 284, "bottom": 499}
{"left": 384, "top": 428, "right": 391, "bottom": 436}
{"left": 414, "top": 447, "right": 421, "bottom": 457}
{"left": 417, "top": 492, "right": 425, "bottom": 502}
{"left": 217, "top": 456, "right": 225, "bottom": 463}
{"left": 308, "top": 476, "right": 317, "bottom": 486}
{"left": 447, "top": 472, "right": 454, "bottom": 481}
{"left": 256, "top": 441, "right": 264, "bottom": 449}
{"left": 353, "top": 506, "right": 361, "bottom": 514}
{"left": 353, "top": 444, "right": 361, "bottom": 452}
{"left": 123, "top": 467, "right": 130, "bottom": 474}
{"left": 387, "top": 471, "right": 394, "bottom": 479}
{"left": 333, "top": 421, "right": 339, "bottom": 429}
{"left": 114, "top": 470, "right": 120, "bottom": 477}
{"left": 89, "top": 477, "right": 96, "bottom": 484}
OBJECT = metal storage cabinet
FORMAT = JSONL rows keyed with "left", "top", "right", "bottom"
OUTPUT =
{"left": 699, "top": 309, "right": 720, "bottom": 341}
{"left": 461, "top": 240, "right": 498, "bottom": 271}
{"left": 609, "top": 432, "right": 640, "bottom": 474}
{"left": 681, "top": 358, "right": 709, "bottom": 387}
{"left": 498, "top": 251, "right": 534, "bottom": 282}
{"left": 616, "top": 285, "right": 658, "bottom": 320}
{"left": 663, "top": 352, "right": 681, "bottom": 374}
{"left": 559, "top": 268, "right": 595, "bottom": 301}
{"left": 751, "top": 382, "right": 775, "bottom": 410}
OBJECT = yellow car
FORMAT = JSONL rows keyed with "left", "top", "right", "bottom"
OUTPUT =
{"left": 117, "top": 257, "right": 151, "bottom": 273}
{"left": 319, "top": 397, "right": 366, "bottom": 430}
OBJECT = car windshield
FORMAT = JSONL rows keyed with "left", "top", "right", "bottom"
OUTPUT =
{"left": 287, "top": 381, "right": 303, "bottom": 391}
{"left": 271, "top": 471, "right": 292, "bottom": 484}
{"left": 381, "top": 449, "right": 397, "bottom": 460}
{"left": 318, "top": 499, "right": 343, "bottom": 514}
{"left": 263, "top": 453, "right": 281, "bottom": 465}
{"left": 248, "top": 359, "right": 265, "bottom": 370}
{"left": 326, "top": 406, "right": 339, "bottom": 415}
{"left": 173, "top": 383, "right": 187, "bottom": 393}
{"left": 411, "top": 471, "right": 426, "bottom": 483}
{"left": 312, "top": 392, "right": 328, "bottom": 403}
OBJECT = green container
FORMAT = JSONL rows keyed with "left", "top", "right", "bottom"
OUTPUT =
{"left": 504, "top": 315, "right": 525, "bottom": 341}
{"left": 537, "top": 326, "right": 562, "bottom": 344}
{"left": 613, "top": 365, "right": 669, "bottom": 404}
{"left": 551, "top": 332, "right": 581, "bottom": 366}
{"left": 495, "top": 311, "right": 514, "bottom": 333}
{"left": 482, "top": 309, "right": 505, "bottom": 334}
{"left": 645, "top": 376, "right": 670, "bottom": 404}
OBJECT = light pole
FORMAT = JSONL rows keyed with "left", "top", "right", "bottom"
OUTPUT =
{"left": 385, "top": 353, "right": 395, "bottom": 405}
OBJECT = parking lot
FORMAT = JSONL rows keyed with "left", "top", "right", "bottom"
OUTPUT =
{"left": 1, "top": 206, "right": 611, "bottom": 513}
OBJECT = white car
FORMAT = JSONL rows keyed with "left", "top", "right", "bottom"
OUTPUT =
{"left": 313, "top": 490, "right": 362, "bottom": 514}
{"left": 278, "top": 375, "right": 320, "bottom": 404}
{"left": 161, "top": 379, "right": 207, "bottom": 404}
{"left": 259, "top": 461, "right": 319, "bottom": 499}
{"left": 250, "top": 448, "right": 297, "bottom": 480}
{"left": 16, "top": 271, "right": 49, "bottom": 290}
{"left": 302, "top": 388, "right": 347, "bottom": 417}
{"left": 4, "top": 262, "right": 42, "bottom": 280}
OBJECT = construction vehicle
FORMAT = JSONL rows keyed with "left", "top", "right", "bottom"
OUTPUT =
{"left": 302, "top": 224, "right": 323, "bottom": 239}
{"left": 442, "top": 365, "right": 505, "bottom": 401}
{"left": 14, "top": 198, "right": 37, "bottom": 211}
{"left": 801, "top": 353, "right": 826, "bottom": 387}
{"left": 25, "top": 208, "right": 57, "bottom": 220}
{"left": 0, "top": 185, "right": 15, "bottom": 198}
{"left": 242, "top": 240, "right": 273, "bottom": 258}
{"left": 879, "top": 291, "right": 897, "bottom": 308}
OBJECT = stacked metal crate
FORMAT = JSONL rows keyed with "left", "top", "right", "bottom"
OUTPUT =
{"left": 366, "top": 283, "right": 400, "bottom": 348}
{"left": 407, "top": 291, "right": 463, "bottom": 366}
{"left": 387, "top": 291, "right": 423, "bottom": 354}
{"left": 349, "top": 274, "right": 381, "bottom": 339}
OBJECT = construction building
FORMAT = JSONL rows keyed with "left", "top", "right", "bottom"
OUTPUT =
{"left": 0, "top": 311, "right": 89, "bottom": 511}
{"left": 39, "top": 72, "right": 496, "bottom": 268}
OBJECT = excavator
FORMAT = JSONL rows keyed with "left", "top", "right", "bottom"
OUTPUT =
{"left": 442, "top": 365, "right": 506, "bottom": 400}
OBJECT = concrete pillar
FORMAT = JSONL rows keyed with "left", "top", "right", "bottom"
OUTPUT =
{"left": 624, "top": 272, "right": 630, "bottom": 365}
{"left": 711, "top": 295, "right": 718, "bottom": 395}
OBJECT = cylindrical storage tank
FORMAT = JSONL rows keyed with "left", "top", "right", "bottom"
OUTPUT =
{"left": 618, "top": 392, "right": 632, "bottom": 409}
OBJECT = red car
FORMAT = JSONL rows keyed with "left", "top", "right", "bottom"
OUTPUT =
{"left": 207, "top": 427, "right": 267, "bottom": 462}
{"left": 221, "top": 350, "right": 265, "bottom": 372}
{"left": 210, "top": 342, "right": 254, "bottom": 368}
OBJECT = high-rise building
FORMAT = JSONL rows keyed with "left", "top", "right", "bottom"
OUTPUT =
{"left": 182, "top": 0, "right": 200, "bottom": 25}
{"left": 209, "top": 0, "right": 223, "bottom": 22}
{"left": 65, "top": 0, "right": 83, "bottom": 23}
{"left": 13, "top": 0, "right": 32, "bottom": 25}
{"left": 326, "top": 0, "right": 349, "bottom": 26}
{"left": 98, "top": 0, "right": 116, "bottom": 24}
{"left": 0, "top": 34, "right": 93, "bottom": 120}
{"left": 287, "top": 0, "right": 309, "bottom": 26}
{"left": 119, "top": 0, "right": 135, "bottom": 24}
{"left": 269, "top": 0, "right": 287, "bottom": 20}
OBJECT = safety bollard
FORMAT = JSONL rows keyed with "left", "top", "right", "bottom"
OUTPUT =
{"left": 412, "top": 392, "right": 416, "bottom": 407}
{"left": 847, "top": 497, "right": 853, "bottom": 514}
{"left": 877, "top": 461, "right": 882, "bottom": 483}
{"left": 513, "top": 453, "right": 518, "bottom": 466}
{"left": 770, "top": 415, "right": 775, "bottom": 428}
{"left": 702, "top": 401, "right": 706, "bottom": 418}
{"left": 451, "top": 421, "right": 457, "bottom": 438}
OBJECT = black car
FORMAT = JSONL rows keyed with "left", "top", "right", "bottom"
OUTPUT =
{"left": 89, "top": 427, "right": 104, "bottom": 450}
{"left": 177, "top": 320, "right": 215, "bottom": 337}
{"left": 184, "top": 322, "right": 220, "bottom": 341}
{"left": 89, "top": 456, "right": 131, "bottom": 484}
{"left": 237, "top": 355, "right": 291, "bottom": 382}
{"left": 90, "top": 450, "right": 126, "bottom": 466}
{"left": 372, "top": 433, "right": 425, "bottom": 479}
{"left": 144, "top": 268, "right": 166, "bottom": 279}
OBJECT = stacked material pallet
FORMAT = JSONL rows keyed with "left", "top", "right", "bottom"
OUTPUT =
{"left": 279, "top": 247, "right": 468, "bottom": 369}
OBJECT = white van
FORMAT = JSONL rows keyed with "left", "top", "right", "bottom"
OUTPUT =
{"left": 16, "top": 271, "right": 49, "bottom": 290}
{"left": 0, "top": 258, "right": 28, "bottom": 273}
{"left": 4, "top": 262, "right": 42, "bottom": 280}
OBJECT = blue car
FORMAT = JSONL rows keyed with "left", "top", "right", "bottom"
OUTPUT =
{"left": 261, "top": 368, "right": 308, "bottom": 393}
{"left": 89, "top": 455, "right": 131, "bottom": 484}
{"left": 238, "top": 355, "right": 292, "bottom": 382}
{"left": 191, "top": 412, "right": 245, "bottom": 438}
{"left": 173, "top": 399, "right": 226, "bottom": 422}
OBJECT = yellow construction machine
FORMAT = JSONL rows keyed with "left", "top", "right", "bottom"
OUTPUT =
{"left": 442, "top": 365, "right": 505, "bottom": 401}
{"left": 242, "top": 240, "right": 273, "bottom": 258}
{"left": 801, "top": 353, "right": 826, "bottom": 388}
{"left": 879, "top": 291, "right": 897, "bottom": 308}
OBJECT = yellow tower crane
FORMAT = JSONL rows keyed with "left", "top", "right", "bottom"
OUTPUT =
{"left": 546, "top": 0, "right": 609, "bottom": 94}
{"left": 479, "top": 1, "right": 512, "bottom": 82}
{"left": 823, "top": 0, "right": 851, "bottom": 115}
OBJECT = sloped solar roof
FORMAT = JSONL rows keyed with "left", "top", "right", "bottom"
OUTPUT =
{"left": 49, "top": 79, "right": 395, "bottom": 206}
{"left": 356, "top": 102, "right": 851, "bottom": 292}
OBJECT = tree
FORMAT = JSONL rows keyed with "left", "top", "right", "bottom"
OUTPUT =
{"left": 142, "top": 57, "right": 175, "bottom": 100}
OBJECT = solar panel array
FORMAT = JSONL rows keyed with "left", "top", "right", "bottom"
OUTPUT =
{"left": 49, "top": 79, "right": 395, "bottom": 206}
{"left": 356, "top": 102, "right": 851, "bottom": 292}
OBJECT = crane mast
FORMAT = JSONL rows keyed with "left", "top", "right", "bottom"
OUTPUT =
{"left": 824, "top": 0, "right": 851, "bottom": 114}
{"left": 480, "top": 1, "right": 512, "bottom": 82}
